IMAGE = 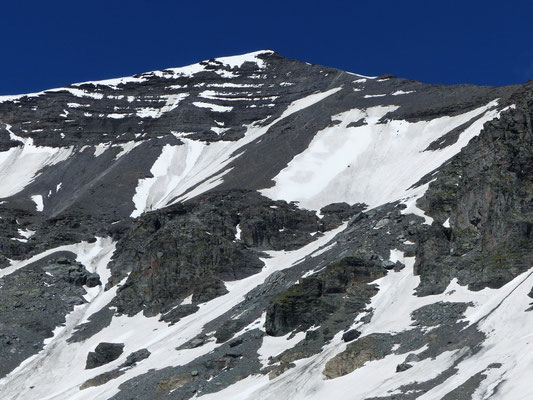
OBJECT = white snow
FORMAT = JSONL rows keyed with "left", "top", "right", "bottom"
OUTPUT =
{"left": 235, "top": 224, "right": 242, "bottom": 241}
{"left": 67, "top": 103, "right": 89, "bottom": 108}
{"left": 64, "top": 50, "right": 273, "bottom": 90}
{"left": 261, "top": 99, "right": 503, "bottom": 211}
{"left": 136, "top": 107, "right": 160, "bottom": 118}
{"left": 31, "top": 194, "right": 44, "bottom": 212}
{"left": 215, "top": 50, "right": 273, "bottom": 69}
{"left": 278, "top": 87, "right": 342, "bottom": 120}
{"left": 400, "top": 183, "right": 435, "bottom": 225}
{"left": 135, "top": 94, "right": 188, "bottom": 119}
{"left": 18, "top": 228, "right": 35, "bottom": 239}
{"left": 129, "top": 87, "right": 343, "bottom": 216}
{"left": 0, "top": 125, "right": 73, "bottom": 198}
{"left": 192, "top": 102, "right": 233, "bottom": 112}
{"left": 130, "top": 139, "right": 205, "bottom": 218}
{"left": 392, "top": 90, "right": 415, "bottom": 96}
{"left": 0, "top": 51, "right": 272, "bottom": 107}
{"left": 364, "top": 94, "right": 387, "bottom": 98}
{"left": 114, "top": 141, "right": 142, "bottom": 160}
{"left": 93, "top": 142, "right": 110, "bottom": 157}
{"left": 0, "top": 238, "right": 114, "bottom": 280}
{"left": 199, "top": 247, "right": 533, "bottom": 400}
{"left": 47, "top": 87, "right": 105, "bottom": 100}
{"left": 208, "top": 82, "right": 263, "bottom": 88}
{"left": 258, "top": 331, "right": 306, "bottom": 367}
{"left": 211, "top": 126, "right": 230, "bottom": 136}
{"left": 107, "top": 113, "right": 128, "bottom": 119}
{"left": 160, "top": 93, "right": 188, "bottom": 113}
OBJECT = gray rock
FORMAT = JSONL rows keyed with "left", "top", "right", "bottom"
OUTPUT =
{"left": 86, "top": 343, "right": 125, "bottom": 369}
{"left": 120, "top": 349, "right": 150, "bottom": 368}
{"left": 405, "top": 353, "right": 420, "bottom": 363}
{"left": 396, "top": 362, "right": 413, "bottom": 372}
{"left": 342, "top": 329, "right": 361, "bottom": 343}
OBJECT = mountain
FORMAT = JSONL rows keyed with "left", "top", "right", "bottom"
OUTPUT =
{"left": 0, "top": 50, "right": 531, "bottom": 400}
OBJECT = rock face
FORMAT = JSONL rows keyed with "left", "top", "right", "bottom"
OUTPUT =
{"left": 323, "top": 334, "right": 394, "bottom": 379}
{"left": 415, "top": 85, "right": 533, "bottom": 295}
{"left": 108, "top": 190, "right": 326, "bottom": 317}
{"left": 0, "top": 50, "right": 532, "bottom": 400}
{"left": 0, "top": 253, "right": 92, "bottom": 377}
{"left": 265, "top": 256, "right": 385, "bottom": 336}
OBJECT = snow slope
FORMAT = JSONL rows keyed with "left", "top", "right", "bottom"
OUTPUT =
{"left": 199, "top": 254, "right": 533, "bottom": 400}
{"left": 129, "top": 87, "right": 343, "bottom": 216}
{"left": 261, "top": 100, "right": 505, "bottom": 210}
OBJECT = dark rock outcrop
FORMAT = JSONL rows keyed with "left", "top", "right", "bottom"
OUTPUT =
{"left": 108, "top": 191, "right": 326, "bottom": 317}
{"left": 0, "top": 254, "right": 91, "bottom": 378}
{"left": 415, "top": 86, "right": 533, "bottom": 295}
{"left": 86, "top": 342, "right": 125, "bottom": 369}
{"left": 265, "top": 256, "right": 386, "bottom": 336}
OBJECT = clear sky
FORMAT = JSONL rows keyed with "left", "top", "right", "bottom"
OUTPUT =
{"left": 1, "top": 0, "right": 532, "bottom": 95}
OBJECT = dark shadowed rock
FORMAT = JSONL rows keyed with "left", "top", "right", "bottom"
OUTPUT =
{"left": 342, "top": 329, "right": 362, "bottom": 343}
{"left": 86, "top": 343, "right": 125, "bottom": 369}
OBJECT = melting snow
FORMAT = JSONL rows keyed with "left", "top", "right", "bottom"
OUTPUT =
{"left": 0, "top": 125, "right": 73, "bottom": 198}
{"left": 235, "top": 224, "right": 242, "bottom": 241}
{"left": 31, "top": 195, "right": 44, "bottom": 212}
{"left": 261, "top": 99, "right": 503, "bottom": 211}
{"left": 18, "top": 228, "right": 35, "bottom": 239}
{"left": 192, "top": 102, "right": 233, "bottom": 112}
{"left": 130, "top": 139, "right": 206, "bottom": 218}
{"left": 129, "top": 87, "right": 343, "bottom": 215}
{"left": 392, "top": 90, "right": 415, "bottom": 96}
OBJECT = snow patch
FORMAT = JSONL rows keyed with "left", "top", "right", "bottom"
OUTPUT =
{"left": 31, "top": 195, "right": 44, "bottom": 212}
{"left": 192, "top": 102, "right": 233, "bottom": 112}
{"left": 392, "top": 90, "right": 415, "bottom": 96}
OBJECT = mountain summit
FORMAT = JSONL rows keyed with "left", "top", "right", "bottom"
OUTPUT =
{"left": 0, "top": 50, "right": 531, "bottom": 400}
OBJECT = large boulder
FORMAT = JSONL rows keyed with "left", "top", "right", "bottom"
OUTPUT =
{"left": 86, "top": 342, "right": 125, "bottom": 369}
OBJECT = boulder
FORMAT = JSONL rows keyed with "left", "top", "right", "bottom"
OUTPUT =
{"left": 86, "top": 342, "right": 124, "bottom": 369}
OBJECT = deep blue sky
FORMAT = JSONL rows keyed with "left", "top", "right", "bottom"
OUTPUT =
{"left": 1, "top": 0, "right": 532, "bottom": 95}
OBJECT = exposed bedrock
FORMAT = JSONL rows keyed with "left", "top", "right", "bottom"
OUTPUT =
{"left": 414, "top": 85, "right": 533, "bottom": 296}
{"left": 0, "top": 254, "right": 97, "bottom": 378}
{"left": 107, "top": 190, "right": 344, "bottom": 317}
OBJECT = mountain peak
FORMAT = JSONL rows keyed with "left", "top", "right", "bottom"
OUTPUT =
{"left": 0, "top": 49, "right": 531, "bottom": 400}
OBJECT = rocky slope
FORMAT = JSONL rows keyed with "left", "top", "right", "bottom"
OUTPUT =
{"left": 0, "top": 50, "right": 531, "bottom": 400}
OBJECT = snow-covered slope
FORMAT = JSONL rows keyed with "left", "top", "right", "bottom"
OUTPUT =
{"left": 0, "top": 50, "right": 531, "bottom": 400}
